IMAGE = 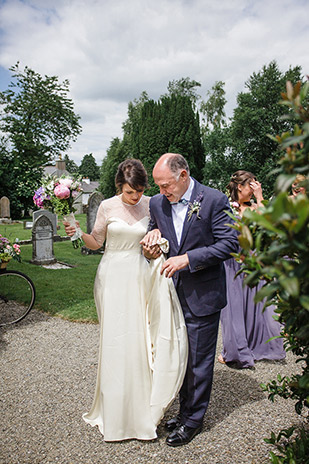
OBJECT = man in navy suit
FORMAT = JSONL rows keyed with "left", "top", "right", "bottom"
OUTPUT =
{"left": 142, "top": 153, "right": 238, "bottom": 447}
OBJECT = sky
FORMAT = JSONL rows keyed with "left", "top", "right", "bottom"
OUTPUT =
{"left": 0, "top": 0, "right": 308, "bottom": 166}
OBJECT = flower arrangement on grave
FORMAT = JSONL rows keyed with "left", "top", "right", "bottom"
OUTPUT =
{"left": 33, "top": 175, "right": 83, "bottom": 248}
{"left": 0, "top": 234, "right": 21, "bottom": 266}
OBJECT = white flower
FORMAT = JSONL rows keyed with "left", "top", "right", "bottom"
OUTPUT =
{"left": 59, "top": 177, "right": 73, "bottom": 188}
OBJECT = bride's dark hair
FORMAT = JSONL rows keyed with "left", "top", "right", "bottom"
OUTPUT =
{"left": 227, "top": 170, "right": 256, "bottom": 202}
{"left": 115, "top": 158, "right": 149, "bottom": 193}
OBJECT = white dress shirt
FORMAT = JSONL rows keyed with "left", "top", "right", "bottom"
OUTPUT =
{"left": 171, "top": 178, "right": 194, "bottom": 245}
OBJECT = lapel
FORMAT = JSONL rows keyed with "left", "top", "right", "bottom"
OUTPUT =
{"left": 179, "top": 179, "right": 202, "bottom": 251}
{"left": 161, "top": 195, "right": 178, "bottom": 251}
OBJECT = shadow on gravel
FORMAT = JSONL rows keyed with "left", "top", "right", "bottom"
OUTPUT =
{"left": 0, "top": 308, "right": 50, "bottom": 353}
{"left": 155, "top": 368, "right": 265, "bottom": 437}
{"left": 205, "top": 369, "right": 265, "bottom": 429}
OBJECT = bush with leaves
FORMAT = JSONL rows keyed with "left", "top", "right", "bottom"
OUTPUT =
{"left": 230, "top": 80, "right": 309, "bottom": 462}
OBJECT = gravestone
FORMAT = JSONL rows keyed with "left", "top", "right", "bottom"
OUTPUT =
{"left": 81, "top": 191, "right": 104, "bottom": 255}
{"left": 31, "top": 215, "right": 56, "bottom": 265}
{"left": 33, "top": 210, "right": 58, "bottom": 236}
{"left": 0, "top": 196, "right": 10, "bottom": 218}
{"left": 87, "top": 192, "right": 104, "bottom": 233}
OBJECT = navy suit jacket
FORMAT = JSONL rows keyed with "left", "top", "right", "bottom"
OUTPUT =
{"left": 149, "top": 179, "right": 239, "bottom": 317}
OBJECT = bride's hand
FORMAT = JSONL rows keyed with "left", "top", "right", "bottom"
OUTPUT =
{"left": 63, "top": 220, "right": 80, "bottom": 237}
{"left": 140, "top": 229, "right": 161, "bottom": 247}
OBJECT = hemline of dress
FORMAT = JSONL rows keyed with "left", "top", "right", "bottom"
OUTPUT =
{"left": 83, "top": 415, "right": 158, "bottom": 442}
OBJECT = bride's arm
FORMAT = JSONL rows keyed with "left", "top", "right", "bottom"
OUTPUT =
{"left": 63, "top": 221, "right": 102, "bottom": 250}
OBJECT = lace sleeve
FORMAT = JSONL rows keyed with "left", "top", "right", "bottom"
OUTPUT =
{"left": 90, "top": 202, "right": 107, "bottom": 246}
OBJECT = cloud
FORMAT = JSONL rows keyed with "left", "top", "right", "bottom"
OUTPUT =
{"left": 0, "top": 0, "right": 308, "bottom": 164}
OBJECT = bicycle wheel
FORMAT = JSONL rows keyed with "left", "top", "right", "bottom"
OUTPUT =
{"left": 0, "top": 270, "right": 36, "bottom": 326}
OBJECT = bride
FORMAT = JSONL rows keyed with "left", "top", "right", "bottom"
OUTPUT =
{"left": 64, "top": 159, "right": 188, "bottom": 442}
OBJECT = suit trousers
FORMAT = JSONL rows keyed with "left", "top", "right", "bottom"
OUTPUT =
{"left": 177, "top": 280, "right": 221, "bottom": 428}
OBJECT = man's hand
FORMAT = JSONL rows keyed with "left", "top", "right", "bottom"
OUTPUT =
{"left": 142, "top": 243, "right": 162, "bottom": 260}
{"left": 161, "top": 254, "right": 189, "bottom": 278}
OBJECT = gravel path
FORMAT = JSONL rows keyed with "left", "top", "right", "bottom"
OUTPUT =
{"left": 0, "top": 309, "right": 305, "bottom": 464}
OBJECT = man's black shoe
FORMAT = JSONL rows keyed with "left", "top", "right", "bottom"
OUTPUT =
{"left": 165, "top": 416, "right": 182, "bottom": 432}
{"left": 166, "top": 424, "right": 202, "bottom": 447}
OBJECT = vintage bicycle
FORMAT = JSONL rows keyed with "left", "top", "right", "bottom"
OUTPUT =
{"left": 0, "top": 267, "right": 36, "bottom": 326}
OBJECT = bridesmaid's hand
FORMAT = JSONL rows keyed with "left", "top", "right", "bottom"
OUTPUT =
{"left": 249, "top": 180, "right": 264, "bottom": 204}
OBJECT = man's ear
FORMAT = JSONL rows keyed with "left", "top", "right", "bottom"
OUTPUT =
{"left": 180, "top": 170, "right": 188, "bottom": 181}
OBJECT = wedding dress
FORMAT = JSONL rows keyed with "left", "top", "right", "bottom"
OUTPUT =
{"left": 82, "top": 194, "right": 188, "bottom": 441}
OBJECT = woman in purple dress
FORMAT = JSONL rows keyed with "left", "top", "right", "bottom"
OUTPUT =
{"left": 219, "top": 170, "right": 285, "bottom": 368}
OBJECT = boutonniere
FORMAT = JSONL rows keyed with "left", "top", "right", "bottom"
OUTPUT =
{"left": 187, "top": 193, "right": 203, "bottom": 221}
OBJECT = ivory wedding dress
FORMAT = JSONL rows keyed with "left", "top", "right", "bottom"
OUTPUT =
{"left": 82, "top": 194, "right": 188, "bottom": 441}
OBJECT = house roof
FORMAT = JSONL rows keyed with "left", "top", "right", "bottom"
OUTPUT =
{"left": 81, "top": 180, "right": 99, "bottom": 193}
{"left": 44, "top": 166, "right": 71, "bottom": 177}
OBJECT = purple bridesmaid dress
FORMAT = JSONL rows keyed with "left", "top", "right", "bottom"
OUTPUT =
{"left": 220, "top": 258, "right": 285, "bottom": 368}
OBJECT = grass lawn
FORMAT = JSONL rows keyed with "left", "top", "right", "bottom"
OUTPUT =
{"left": 0, "top": 214, "right": 100, "bottom": 323}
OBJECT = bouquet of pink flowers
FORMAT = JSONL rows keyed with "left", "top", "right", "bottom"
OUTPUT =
{"left": 33, "top": 175, "right": 83, "bottom": 248}
{"left": 0, "top": 234, "right": 21, "bottom": 265}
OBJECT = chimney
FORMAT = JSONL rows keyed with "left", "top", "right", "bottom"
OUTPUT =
{"left": 56, "top": 159, "right": 66, "bottom": 172}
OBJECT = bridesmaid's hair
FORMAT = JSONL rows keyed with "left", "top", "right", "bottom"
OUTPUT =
{"left": 227, "top": 170, "right": 257, "bottom": 202}
{"left": 166, "top": 153, "right": 190, "bottom": 178}
{"left": 115, "top": 158, "right": 149, "bottom": 193}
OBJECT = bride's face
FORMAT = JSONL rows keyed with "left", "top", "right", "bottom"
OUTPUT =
{"left": 121, "top": 183, "right": 144, "bottom": 205}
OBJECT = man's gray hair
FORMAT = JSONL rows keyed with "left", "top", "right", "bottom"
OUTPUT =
{"left": 166, "top": 154, "right": 190, "bottom": 178}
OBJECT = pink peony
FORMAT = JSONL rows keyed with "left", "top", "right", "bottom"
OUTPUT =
{"left": 54, "top": 184, "right": 70, "bottom": 200}
{"left": 59, "top": 177, "right": 73, "bottom": 188}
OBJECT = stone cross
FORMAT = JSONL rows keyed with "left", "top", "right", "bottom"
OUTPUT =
{"left": 31, "top": 215, "right": 56, "bottom": 265}
{"left": 0, "top": 196, "right": 10, "bottom": 218}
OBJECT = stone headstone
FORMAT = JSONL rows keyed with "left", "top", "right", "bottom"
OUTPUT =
{"left": 81, "top": 191, "right": 104, "bottom": 255}
{"left": 33, "top": 210, "right": 58, "bottom": 236}
{"left": 87, "top": 192, "right": 104, "bottom": 233}
{"left": 0, "top": 196, "right": 10, "bottom": 218}
{"left": 31, "top": 215, "right": 56, "bottom": 265}
{"left": 23, "top": 221, "right": 33, "bottom": 229}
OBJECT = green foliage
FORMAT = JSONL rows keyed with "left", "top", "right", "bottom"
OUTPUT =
{"left": 202, "top": 126, "right": 233, "bottom": 190}
{"left": 79, "top": 153, "right": 100, "bottom": 180}
{"left": 0, "top": 63, "right": 82, "bottom": 217}
{"left": 231, "top": 80, "right": 309, "bottom": 461}
{"left": 164, "top": 77, "right": 201, "bottom": 108}
{"left": 229, "top": 61, "right": 303, "bottom": 196}
{"left": 63, "top": 154, "right": 79, "bottom": 176}
{"left": 200, "top": 80, "right": 227, "bottom": 131}
{"left": 99, "top": 137, "right": 128, "bottom": 198}
{"left": 99, "top": 92, "right": 204, "bottom": 197}
{"left": 264, "top": 427, "right": 309, "bottom": 464}
{"left": 130, "top": 94, "right": 204, "bottom": 194}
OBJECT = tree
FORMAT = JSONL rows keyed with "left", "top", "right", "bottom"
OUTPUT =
{"left": 63, "top": 154, "right": 79, "bottom": 176}
{"left": 233, "top": 80, "right": 309, "bottom": 462}
{"left": 229, "top": 61, "right": 303, "bottom": 197}
{"left": 79, "top": 153, "right": 100, "bottom": 180}
{"left": 0, "top": 62, "right": 82, "bottom": 165}
{"left": 201, "top": 81, "right": 231, "bottom": 190}
{"left": 0, "top": 63, "right": 82, "bottom": 216}
{"left": 99, "top": 138, "right": 128, "bottom": 198}
{"left": 130, "top": 94, "right": 204, "bottom": 194}
{"left": 200, "top": 81, "right": 227, "bottom": 131}
{"left": 164, "top": 77, "right": 201, "bottom": 108}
